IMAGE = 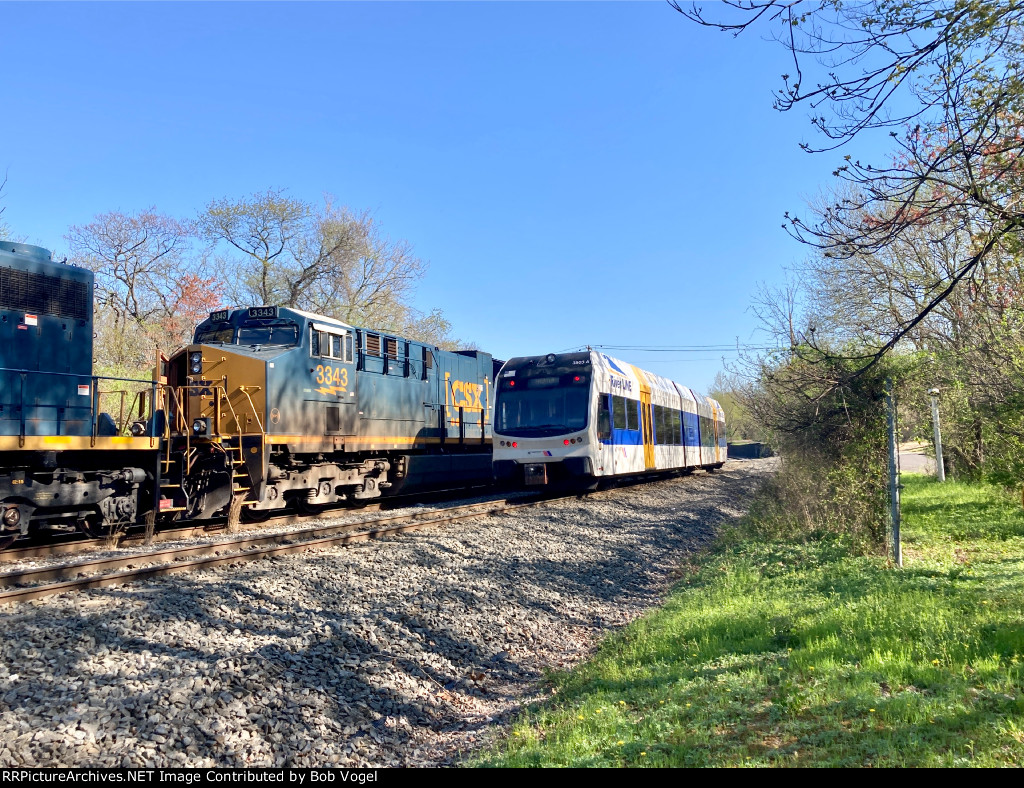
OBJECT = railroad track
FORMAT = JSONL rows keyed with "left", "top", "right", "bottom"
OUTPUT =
{"left": 0, "top": 467, "right": 715, "bottom": 606}
{"left": 0, "top": 484, "right": 497, "bottom": 565}
{"left": 0, "top": 495, "right": 555, "bottom": 606}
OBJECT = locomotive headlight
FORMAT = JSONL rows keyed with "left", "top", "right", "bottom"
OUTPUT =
{"left": 189, "top": 352, "right": 203, "bottom": 375}
{"left": 192, "top": 418, "right": 208, "bottom": 435}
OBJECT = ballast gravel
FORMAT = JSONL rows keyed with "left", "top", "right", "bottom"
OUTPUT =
{"left": 0, "top": 458, "right": 774, "bottom": 768}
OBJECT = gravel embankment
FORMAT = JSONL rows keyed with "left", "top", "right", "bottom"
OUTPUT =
{"left": 0, "top": 458, "right": 775, "bottom": 768}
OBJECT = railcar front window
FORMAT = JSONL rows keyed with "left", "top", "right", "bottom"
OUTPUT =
{"left": 496, "top": 387, "right": 589, "bottom": 437}
{"left": 238, "top": 319, "right": 300, "bottom": 347}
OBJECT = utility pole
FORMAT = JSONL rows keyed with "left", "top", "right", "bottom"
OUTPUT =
{"left": 886, "top": 377, "right": 902, "bottom": 568}
{"left": 928, "top": 387, "right": 945, "bottom": 482}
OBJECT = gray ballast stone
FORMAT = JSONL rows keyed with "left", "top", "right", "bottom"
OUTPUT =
{"left": 0, "top": 459, "right": 774, "bottom": 768}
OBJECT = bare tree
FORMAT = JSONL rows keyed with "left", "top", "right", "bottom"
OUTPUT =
{"left": 199, "top": 190, "right": 458, "bottom": 346}
{"left": 66, "top": 208, "right": 212, "bottom": 371}
{"left": 675, "top": 0, "right": 1024, "bottom": 370}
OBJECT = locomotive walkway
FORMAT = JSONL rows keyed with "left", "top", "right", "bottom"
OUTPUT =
{"left": 0, "top": 459, "right": 773, "bottom": 768}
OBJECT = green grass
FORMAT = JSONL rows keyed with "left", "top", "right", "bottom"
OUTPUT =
{"left": 475, "top": 475, "right": 1024, "bottom": 767}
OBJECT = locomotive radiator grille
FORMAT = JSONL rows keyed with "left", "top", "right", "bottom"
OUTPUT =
{"left": 0, "top": 266, "right": 90, "bottom": 321}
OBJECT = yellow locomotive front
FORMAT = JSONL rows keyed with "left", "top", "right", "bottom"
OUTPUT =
{"left": 161, "top": 308, "right": 272, "bottom": 521}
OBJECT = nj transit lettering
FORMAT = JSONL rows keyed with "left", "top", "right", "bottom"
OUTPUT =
{"left": 610, "top": 377, "right": 633, "bottom": 394}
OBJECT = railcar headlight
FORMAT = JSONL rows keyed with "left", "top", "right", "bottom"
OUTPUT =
{"left": 189, "top": 352, "right": 203, "bottom": 375}
{"left": 192, "top": 418, "right": 208, "bottom": 435}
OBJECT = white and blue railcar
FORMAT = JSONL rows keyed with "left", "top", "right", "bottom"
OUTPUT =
{"left": 492, "top": 351, "right": 725, "bottom": 486}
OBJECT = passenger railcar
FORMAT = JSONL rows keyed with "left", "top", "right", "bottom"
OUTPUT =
{"left": 492, "top": 351, "right": 725, "bottom": 486}
{"left": 161, "top": 306, "right": 498, "bottom": 520}
{"left": 0, "top": 242, "right": 162, "bottom": 547}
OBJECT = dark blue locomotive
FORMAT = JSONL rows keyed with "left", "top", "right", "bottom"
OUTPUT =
{"left": 0, "top": 242, "right": 161, "bottom": 547}
{"left": 160, "top": 306, "right": 498, "bottom": 521}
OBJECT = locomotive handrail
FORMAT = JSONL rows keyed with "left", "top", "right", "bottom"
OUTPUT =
{"left": 0, "top": 367, "right": 159, "bottom": 446}
{"left": 236, "top": 386, "right": 265, "bottom": 435}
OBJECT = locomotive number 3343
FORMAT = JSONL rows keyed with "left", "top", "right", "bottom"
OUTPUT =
{"left": 315, "top": 365, "right": 348, "bottom": 390}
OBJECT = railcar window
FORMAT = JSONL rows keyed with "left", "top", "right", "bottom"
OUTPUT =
{"left": 598, "top": 396, "right": 611, "bottom": 441}
{"left": 672, "top": 409, "right": 681, "bottom": 445}
{"left": 365, "top": 333, "right": 381, "bottom": 356}
{"left": 612, "top": 395, "right": 626, "bottom": 429}
{"left": 238, "top": 319, "right": 299, "bottom": 346}
{"left": 345, "top": 334, "right": 354, "bottom": 363}
{"left": 495, "top": 385, "right": 590, "bottom": 436}
{"left": 625, "top": 398, "right": 637, "bottom": 431}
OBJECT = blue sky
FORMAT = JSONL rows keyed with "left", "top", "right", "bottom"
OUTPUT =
{"left": 1, "top": 2, "right": 878, "bottom": 393}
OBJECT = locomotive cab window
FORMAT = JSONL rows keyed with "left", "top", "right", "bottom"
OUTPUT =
{"left": 195, "top": 322, "right": 234, "bottom": 344}
{"left": 311, "top": 327, "right": 353, "bottom": 363}
{"left": 238, "top": 318, "right": 299, "bottom": 347}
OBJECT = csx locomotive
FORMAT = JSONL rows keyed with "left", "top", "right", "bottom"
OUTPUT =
{"left": 0, "top": 242, "right": 162, "bottom": 548}
{"left": 492, "top": 351, "right": 726, "bottom": 486}
{"left": 160, "top": 306, "right": 498, "bottom": 521}
{"left": 0, "top": 238, "right": 499, "bottom": 546}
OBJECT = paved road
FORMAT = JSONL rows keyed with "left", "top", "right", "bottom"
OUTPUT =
{"left": 899, "top": 442, "right": 937, "bottom": 475}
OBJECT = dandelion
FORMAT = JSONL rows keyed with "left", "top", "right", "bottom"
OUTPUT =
{"left": 577, "top": 715, "right": 584, "bottom": 720}
{"left": 931, "top": 659, "right": 940, "bottom": 665}
{"left": 617, "top": 741, "right": 624, "bottom": 746}
{"left": 981, "top": 600, "right": 989, "bottom": 605}
{"left": 809, "top": 667, "right": 814, "bottom": 671}
{"left": 869, "top": 708, "right": 875, "bottom": 713}
{"left": 660, "top": 700, "right": 665, "bottom": 704}
{"left": 596, "top": 708, "right": 602, "bottom": 714}
{"left": 640, "top": 752, "right": 647, "bottom": 757}
{"left": 619, "top": 701, "right": 626, "bottom": 705}
{"left": 686, "top": 703, "right": 692, "bottom": 708}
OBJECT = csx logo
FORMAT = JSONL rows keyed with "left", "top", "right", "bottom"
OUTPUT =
{"left": 450, "top": 380, "right": 484, "bottom": 409}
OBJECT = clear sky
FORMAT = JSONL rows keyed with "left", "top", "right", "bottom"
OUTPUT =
{"left": 1, "top": 1, "right": 870, "bottom": 393}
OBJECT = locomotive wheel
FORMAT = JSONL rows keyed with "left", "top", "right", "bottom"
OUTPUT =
{"left": 0, "top": 532, "right": 18, "bottom": 550}
{"left": 297, "top": 499, "right": 326, "bottom": 516}
{"left": 241, "top": 505, "right": 272, "bottom": 523}
{"left": 77, "top": 516, "right": 113, "bottom": 539}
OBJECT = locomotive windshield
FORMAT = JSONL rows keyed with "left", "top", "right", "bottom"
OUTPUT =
{"left": 194, "top": 322, "right": 234, "bottom": 344}
{"left": 495, "top": 376, "right": 590, "bottom": 437}
{"left": 237, "top": 318, "right": 300, "bottom": 347}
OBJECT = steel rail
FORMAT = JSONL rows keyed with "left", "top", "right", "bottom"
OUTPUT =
{"left": 0, "top": 484, "right": 496, "bottom": 564}
{"left": 0, "top": 498, "right": 548, "bottom": 605}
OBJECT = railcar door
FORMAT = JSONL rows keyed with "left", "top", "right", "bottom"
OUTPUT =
{"left": 640, "top": 390, "right": 655, "bottom": 470}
